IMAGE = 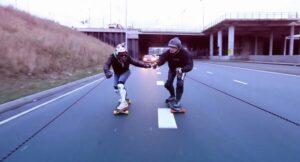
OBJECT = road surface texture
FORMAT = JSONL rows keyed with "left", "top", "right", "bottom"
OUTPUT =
{"left": 1, "top": 61, "right": 300, "bottom": 162}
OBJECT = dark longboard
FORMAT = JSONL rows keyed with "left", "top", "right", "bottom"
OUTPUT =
{"left": 166, "top": 101, "right": 187, "bottom": 113}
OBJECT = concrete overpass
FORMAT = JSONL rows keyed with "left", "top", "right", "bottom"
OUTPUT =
{"left": 203, "top": 12, "right": 300, "bottom": 63}
{"left": 138, "top": 31, "right": 207, "bottom": 59}
{"left": 77, "top": 12, "right": 300, "bottom": 63}
{"left": 77, "top": 28, "right": 208, "bottom": 59}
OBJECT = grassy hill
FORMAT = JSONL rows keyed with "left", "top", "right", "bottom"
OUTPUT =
{"left": 0, "top": 6, "right": 114, "bottom": 104}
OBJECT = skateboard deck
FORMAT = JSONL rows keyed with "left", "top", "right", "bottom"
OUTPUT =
{"left": 166, "top": 101, "right": 187, "bottom": 113}
{"left": 113, "top": 108, "right": 129, "bottom": 115}
{"left": 113, "top": 99, "right": 131, "bottom": 115}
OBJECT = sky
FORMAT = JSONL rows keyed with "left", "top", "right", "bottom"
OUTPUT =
{"left": 1, "top": 0, "right": 300, "bottom": 31}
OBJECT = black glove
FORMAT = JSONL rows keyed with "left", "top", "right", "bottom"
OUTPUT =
{"left": 145, "top": 64, "right": 151, "bottom": 68}
{"left": 152, "top": 63, "right": 158, "bottom": 69}
{"left": 105, "top": 71, "right": 112, "bottom": 79}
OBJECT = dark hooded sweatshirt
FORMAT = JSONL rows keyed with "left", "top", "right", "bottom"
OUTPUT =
{"left": 157, "top": 37, "right": 193, "bottom": 72}
{"left": 104, "top": 53, "right": 148, "bottom": 75}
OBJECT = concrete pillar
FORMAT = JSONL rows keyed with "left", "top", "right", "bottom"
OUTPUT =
{"left": 254, "top": 36, "right": 258, "bottom": 55}
{"left": 289, "top": 25, "right": 295, "bottom": 55}
{"left": 283, "top": 38, "right": 287, "bottom": 55}
{"left": 116, "top": 33, "right": 120, "bottom": 45}
{"left": 124, "top": 32, "right": 127, "bottom": 44}
{"left": 120, "top": 33, "right": 123, "bottom": 44}
{"left": 132, "top": 39, "right": 136, "bottom": 58}
{"left": 97, "top": 32, "right": 100, "bottom": 40}
{"left": 228, "top": 26, "right": 235, "bottom": 56}
{"left": 100, "top": 33, "right": 104, "bottom": 41}
{"left": 135, "top": 39, "right": 139, "bottom": 59}
{"left": 298, "top": 31, "right": 300, "bottom": 54}
{"left": 114, "top": 33, "right": 118, "bottom": 46}
{"left": 109, "top": 33, "right": 113, "bottom": 45}
{"left": 209, "top": 33, "right": 214, "bottom": 56}
{"left": 129, "top": 39, "right": 138, "bottom": 58}
{"left": 103, "top": 33, "right": 107, "bottom": 43}
{"left": 217, "top": 30, "right": 223, "bottom": 56}
{"left": 127, "top": 39, "right": 131, "bottom": 56}
{"left": 269, "top": 32, "right": 274, "bottom": 56}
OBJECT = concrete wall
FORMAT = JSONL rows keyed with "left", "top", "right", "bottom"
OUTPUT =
{"left": 249, "top": 55, "right": 300, "bottom": 63}
{"left": 210, "top": 55, "right": 249, "bottom": 60}
{"left": 257, "top": 38, "right": 264, "bottom": 55}
{"left": 210, "top": 55, "right": 300, "bottom": 63}
{"left": 240, "top": 37, "right": 252, "bottom": 56}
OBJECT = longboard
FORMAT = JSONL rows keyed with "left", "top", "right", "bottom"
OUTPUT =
{"left": 166, "top": 101, "right": 187, "bottom": 113}
{"left": 113, "top": 99, "right": 131, "bottom": 115}
{"left": 113, "top": 108, "right": 129, "bottom": 115}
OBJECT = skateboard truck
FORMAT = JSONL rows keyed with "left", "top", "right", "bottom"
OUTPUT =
{"left": 113, "top": 108, "right": 129, "bottom": 115}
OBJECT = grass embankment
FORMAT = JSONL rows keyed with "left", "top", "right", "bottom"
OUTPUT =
{"left": 0, "top": 6, "right": 114, "bottom": 104}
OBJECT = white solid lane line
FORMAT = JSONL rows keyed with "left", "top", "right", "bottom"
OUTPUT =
{"left": 233, "top": 79, "right": 248, "bottom": 85}
{"left": 156, "top": 71, "right": 162, "bottom": 75}
{"left": 156, "top": 81, "right": 165, "bottom": 85}
{"left": 202, "top": 63, "right": 300, "bottom": 78}
{"left": 0, "top": 78, "right": 104, "bottom": 126}
{"left": 158, "top": 108, "right": 177, "bottom": 129}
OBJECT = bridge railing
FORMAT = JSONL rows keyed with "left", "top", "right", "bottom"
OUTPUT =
{"left": 139, "top": 27, "right": 202, "bottom": 33}
{"left": 204, "top": 12, "right": 300, "bottom": 30}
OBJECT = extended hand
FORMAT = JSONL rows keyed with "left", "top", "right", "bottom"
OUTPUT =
{"left": 152, "top": 63, "right": 158, "bottom": 69}
{"left": 145, "top": 64, "right": 151, "bottom": 68}
{"left": 105, "top": 71, "right": 113, "bottom": 79}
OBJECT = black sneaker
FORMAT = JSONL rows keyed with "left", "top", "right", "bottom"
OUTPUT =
{"left": 172, "top": 100, "right": 182, "bottom": 108}
{"left": 165, "top": 96, "right": 175, "bottom": 103}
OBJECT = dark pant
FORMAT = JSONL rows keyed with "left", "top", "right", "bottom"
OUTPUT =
{"left": 113, "top": 70, "right": 131, "bottom": 89}
{"left": 164, "top": 69, "right": 186, "bottom": 101}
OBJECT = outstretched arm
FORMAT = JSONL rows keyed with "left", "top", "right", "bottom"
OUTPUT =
{"left": 156, "top": 51, "right": 168, "bottom": 67}
{"left": 181, "top": 52, "right": 193, "bottom": 73}
{"left": 129, "top": 56, "right": 151, "bottom": 68}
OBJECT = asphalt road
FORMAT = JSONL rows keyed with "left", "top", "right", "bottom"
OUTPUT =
{"left": 1, "top": 61, "right": 300, "bottom": 162}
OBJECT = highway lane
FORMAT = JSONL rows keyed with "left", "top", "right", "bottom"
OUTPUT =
{"left": 201, "top": 61, "right": 300, "bottom": 76}
{"left": 192, "top": 61, "right": 300, "bottom": 125}
{"left": 1, "top": 61, "right": 300, "bottom": 162}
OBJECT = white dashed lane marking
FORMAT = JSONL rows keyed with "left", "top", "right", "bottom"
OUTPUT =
{"left": 156, "top": 81, "right": 165, "bottom": 86}
{"left": 233, "top": 79, "right": 248, "bottom": 85}
{"left": 158, "top": 108, "right": 177, "bottom": 129}
{"left": 206, "top": 71, "right": 213, "bottom": 74}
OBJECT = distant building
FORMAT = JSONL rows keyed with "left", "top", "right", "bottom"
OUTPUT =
{"left": 108, "top": 23, "right": 123, "bottom": 29}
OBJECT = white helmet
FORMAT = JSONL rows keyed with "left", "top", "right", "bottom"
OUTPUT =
{"left": 115, "top": 43, "right": 127, "bottom": 54}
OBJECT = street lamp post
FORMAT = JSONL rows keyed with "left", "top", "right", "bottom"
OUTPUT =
{"left": 88, "top": 8, "right": 91, "bottom": 27}
{"left": 200, "top": 0, "right": 205, "bottom": 30}
{"left": 110, "top": 0, "right": 112, "bottom": 24}
{"left": 125, "top": 0, "right": 128, "bottom": 49}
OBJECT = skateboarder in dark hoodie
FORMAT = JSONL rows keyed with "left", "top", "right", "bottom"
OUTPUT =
{"left": 104, "top": 43, "right": 151, "bottom": 111}
{"left": 153, "top": 37, "right": 193, "bottom": 109}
